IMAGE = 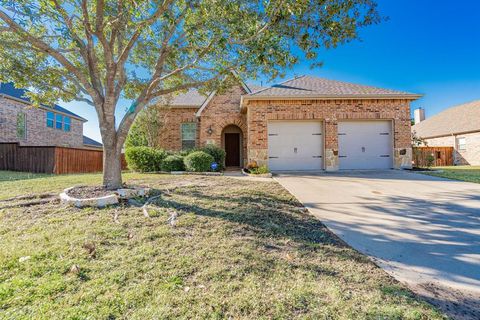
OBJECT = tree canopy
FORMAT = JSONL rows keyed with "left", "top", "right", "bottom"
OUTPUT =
{"left": 0, "top": 0, "right": 380, "bottom": 188}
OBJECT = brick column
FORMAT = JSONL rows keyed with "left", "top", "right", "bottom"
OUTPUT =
{"left": 324, "top": 119, "right": 339, "bottom": 171}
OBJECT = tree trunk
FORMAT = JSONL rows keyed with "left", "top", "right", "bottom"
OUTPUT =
{"left": 102, "top": 141, "right": 123, "bottom": 190}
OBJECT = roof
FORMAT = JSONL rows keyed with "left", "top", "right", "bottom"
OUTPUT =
{"left": 246, "top": 75, "right": 421, "bottom": 100}
{"left": 165, "top": 84, "right": 266, "bottom": 108}
{"left": 83, "top": 135, "right": 102, "bottom": 147}
{"left": 412, "top": 100, "right": 480, "bottom": 138}
{"left": 0, "top": 82, "right": 87, "bottom": 121}
{"left": 165, "top": 88, "right": 208, "bottom": 107}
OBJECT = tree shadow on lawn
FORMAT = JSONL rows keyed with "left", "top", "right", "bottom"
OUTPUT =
{"left": 142, "top": 182, "right": 440, "bottom": 306}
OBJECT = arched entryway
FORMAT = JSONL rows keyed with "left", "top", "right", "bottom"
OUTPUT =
{"left": 222, "top": 125, "right": 243, "bottom": 167}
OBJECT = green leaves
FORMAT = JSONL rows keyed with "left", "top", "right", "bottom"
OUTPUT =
{"left": 0, "top": 0, "right": 380, "bottom": 104}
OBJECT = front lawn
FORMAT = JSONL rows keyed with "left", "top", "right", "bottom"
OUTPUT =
{"left": 0, "top": 171, "right": 443, "bottom": 319}
{"left": 422, "top": 166, "right": 480, "bottom": 183}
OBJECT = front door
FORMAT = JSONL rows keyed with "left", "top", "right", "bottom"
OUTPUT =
{"left": 225, "top": 133, "right": 240, "bottom": 167}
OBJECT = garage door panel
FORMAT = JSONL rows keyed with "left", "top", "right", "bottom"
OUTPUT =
{"left": 268, "top": 121, "right": 323, "bottom": 171}
{"left": 338, "top": 121, "right": 392, "bottom": 170}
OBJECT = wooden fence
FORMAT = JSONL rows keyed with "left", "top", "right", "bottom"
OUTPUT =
{"left": 412, "top": 146, "right": 454, "bottom": 167}
{"left": 0, "top": 143, "right": 126, "bottom": 174}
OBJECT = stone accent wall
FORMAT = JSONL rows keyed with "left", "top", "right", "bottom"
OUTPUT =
{"left": 156, "top": 107, "right": 198, "bottom": 151}
{"left": 425, "top": 132, "right": 480, "bottom": 165}
{"left": 246, "top": 99, "right": 413, "bottom": 170}
{"left": 0, "top": 97, "right": 84, "bottom": 147}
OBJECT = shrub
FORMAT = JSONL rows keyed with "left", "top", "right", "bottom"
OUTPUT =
{"left": 426, "top": 154, "right": 435, "bottom": 168}
{"left": 200, "top": 144, "right": 226, "bottom": 170}
{"left": 125, "top": 146, "right": 166, "bottom": 172}
{"left": 250, "top": 165, "right": 269, "bottom": 175}
{"left": 161, "top": 155, "right": 185, "bottom": 172}
{"left": 184, "top": 151, "right": 214, "bottom": 172}
{"left": 179, "top": 148, "right": 198, "bottom": 157}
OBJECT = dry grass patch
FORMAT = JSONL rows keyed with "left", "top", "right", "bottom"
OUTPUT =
{"left": 0, "top": 172, "right": 444, "bottom": 319}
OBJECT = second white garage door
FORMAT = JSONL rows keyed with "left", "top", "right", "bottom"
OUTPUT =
{"left": 338, "top": 121, "right": 393, "bottom": 169}
{"left": 268, "top": 121, "right": 323, "bottom": 171}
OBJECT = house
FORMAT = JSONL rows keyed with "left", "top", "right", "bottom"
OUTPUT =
{"left": 0, "top": 83, "right": 101, "bottom": 149}
{"left": 156, "top": 75, "right": 420, "bottom": 171}
{"left": 412, "top": 100, "right": 480, "bottom": 165}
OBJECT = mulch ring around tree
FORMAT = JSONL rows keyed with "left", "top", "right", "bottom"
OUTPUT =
{"left": 66, "top": 186, "right": 116, "bottom": 199}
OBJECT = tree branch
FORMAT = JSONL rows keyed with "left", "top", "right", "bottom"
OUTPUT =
{"left": 0, "top": 10, "right": 100, "bottom": 103}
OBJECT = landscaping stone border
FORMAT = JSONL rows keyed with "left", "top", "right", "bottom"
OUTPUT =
{"left": 241, "top": 169, "right": 272, "bottom": 178}
{"left": 60, "top": 186, "right": 151, "bottom": 208}
{"left": 60, "top": 187, "right": 118, "bottom": 208}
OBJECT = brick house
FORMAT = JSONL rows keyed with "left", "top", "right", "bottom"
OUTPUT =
{"left": 412, "top": 100, "right": 480, "bottom": 165}
{"left": 0, "top": 83, "right": 101, "bottom": 149}
{"left": 156, "top": 75, "right": 420, "bottom": 171}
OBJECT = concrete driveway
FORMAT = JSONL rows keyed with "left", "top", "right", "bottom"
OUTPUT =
{"left": 275, "top": 170, "right": 480, "bottom": 319}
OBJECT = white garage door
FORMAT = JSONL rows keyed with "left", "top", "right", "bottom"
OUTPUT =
{"left": 338, "top": 121, "right": 393, "bottom": 169}
{"left": 268, "top": 121, "right": 323, "bottom": 171}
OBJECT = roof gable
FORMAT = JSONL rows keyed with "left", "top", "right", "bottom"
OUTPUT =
{"left": 412, "top": 100, "right": 480, "bottom": 138}
{"left": 195, "top": 83, "right": 249, "bottom": 117}
{"left": 246, "top": 75, "right": 420, "bottom": 99}
{"left": 0, "top": 83, "right": 87, "bottom": 121}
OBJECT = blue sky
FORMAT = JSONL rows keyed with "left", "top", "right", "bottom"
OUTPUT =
{"left": 65, "top": 0, "right": 480, "bottom": 142}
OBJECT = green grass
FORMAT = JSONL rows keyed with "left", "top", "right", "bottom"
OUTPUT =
{"left": 0, "top": 171, "right": 53, "bottom": 182}
{"left": 422, "top": 166, "right": 480, "bottom": 183}
{"left": 0, "top": 171, "right": 444, "bottom": 319}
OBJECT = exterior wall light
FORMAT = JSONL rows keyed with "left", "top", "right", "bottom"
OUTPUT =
{"left": 207, "top": 126, "right": 213, "bottom": 135}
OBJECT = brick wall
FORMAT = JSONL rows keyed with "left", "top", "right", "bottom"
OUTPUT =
{"left": 246, "top": 98, "right": 413, "bottom": 170}
{"left": 425, "top": 132, "right": 480, "bottom": 165}
{"left": 0, "top": 97, "right": 84, "bottom": 147}
{"left": 156, "top": 107, "right": 198, "bottom": 151}
{"left": 198, "top": 85, "right": 248, "bottom": 165}
{"left": 155, "top": 85, "right": 248, "bottom": 165}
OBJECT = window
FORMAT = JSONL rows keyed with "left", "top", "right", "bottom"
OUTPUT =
{"left": 64, "top": 116, "right": 71, "bottom": 132}
{"left": 46, "top": 111, "right": 54, "bottom": 128}
{"left": 181, "top": 122, "right": 197, "bottom": 150}
{"left": 457, "top": 137, "right": 466, "bottom": 151}
{"left": 16, "top": 112, "right": 26, "bottom": 140}
{"left": 55, "top": 114, "right": 63, "bottom": 130}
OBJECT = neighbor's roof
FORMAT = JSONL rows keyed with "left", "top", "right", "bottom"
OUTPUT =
{"left": 412, "top": 100, "right": 480, "bottom": 138}
{"left": 83, "top": 135, "right": 102, "bottom": 147}
{"left": 245, "top": 75, "right": 421, "bottom": 100}
{"left": 0, "top": 82, "right": 87, "bottom": 121}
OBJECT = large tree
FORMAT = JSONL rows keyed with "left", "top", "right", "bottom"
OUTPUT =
{"left": 0, "top": 0, "right": 379, "bottom": 189}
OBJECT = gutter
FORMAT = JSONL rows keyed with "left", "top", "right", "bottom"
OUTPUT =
{"left": 418, "top": 129, "right": 480, "bottom": 140}
{"left": 240, "top": 93, "right": 423, "bottom": 111}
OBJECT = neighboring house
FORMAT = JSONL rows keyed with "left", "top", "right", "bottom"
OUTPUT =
{"left": 156, "top": 75, "right": 420, "bottom": 171}
{"left": 0, "top": 83, "right": 101, "bottom": 149}
{"left": 83, "top": 135, "right": 103, "bottom": 150}
{"left": 412, "top": 100, "right": 480, "bottom": 165}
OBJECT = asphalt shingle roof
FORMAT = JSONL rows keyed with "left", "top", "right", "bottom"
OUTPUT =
{"left": 248, "top": 75, "right": 419, "bottom": 98}
{"left": 83, "top": 135, "right": 103, "bottom": 147}
{"left": 412, "top": 100, "right": 480, "bottom": 138}
{"left": 0, "top": 82, "right": 86, "bottom": 121}
{"left": 164, "top": 89, "right": 208, "bottom": 107}
{"left": 164, "top": 84, "right": 265, "bottom": 107}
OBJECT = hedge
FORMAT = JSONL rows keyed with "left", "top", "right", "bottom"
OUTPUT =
{"left": 184, "top": 151, "right": 214, "bottom": 172}
{"left": 125, "top": 146, "right": 166, "bottom": 172}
